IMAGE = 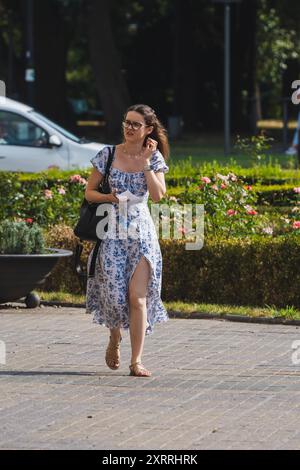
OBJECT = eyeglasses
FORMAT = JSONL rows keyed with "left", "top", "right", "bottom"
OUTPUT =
{"left": 122, "top": 119, "right": 149, "bottom": 131}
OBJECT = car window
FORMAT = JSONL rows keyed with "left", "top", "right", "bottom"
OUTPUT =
{"left": 0, "top": 111, "right": 49, "bottom": 147}
{"left": 30, "top": 110, "right": 81, "bottom": 143}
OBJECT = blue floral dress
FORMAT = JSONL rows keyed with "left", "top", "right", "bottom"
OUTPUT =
{"left": 85, "top": 145, "right": 169, "bottom": 336}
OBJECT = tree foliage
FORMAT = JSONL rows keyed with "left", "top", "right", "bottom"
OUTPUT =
{"left": 0, "top": 0, "right": 300, "bottom": 135}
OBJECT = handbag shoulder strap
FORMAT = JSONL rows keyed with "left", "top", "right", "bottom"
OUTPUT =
{"left": 87, "top": 145, "right": 115, "bottom": 277}
{"left": 101, "top": 145, "right": 115, "bottom": 187}
{"left": 104, "top": 145, "right": 115, "bottom": 176}
{"left": 101, "top": 145, "right": 115, "bottom": 189}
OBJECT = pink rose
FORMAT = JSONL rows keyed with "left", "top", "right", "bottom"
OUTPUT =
{"left": 201, "top": 176, "right": 211, "bottom": 184}
{"left": 228, "top": 172, "right": 237, "bottom": 182}
{"left": 58, "top": 187, "right": 66, "bottom": 195}
{"left": 69, "top": 174, "right": 87, "bottom": 185}
{"left": 69, "top": 174, "right": 82, "bottom": 183}
{"left": 44, "top": 189, "right": 53, "bottom": 199}
{"left": 244, "top": 204, "right": 257, "bottom": 215}
{"left": 293, "top": 187, "right": 300, "bottom": 194}
{"left": 211, "top": 184, "right": 219, "bottom": 191}
{"left": 292, "top": 221, "right": 300, "bottom": 229}
{"left": 216, "top": 173, "right": 228, "bottom": 182}
{"left": 227, "top": 209, "right": 237, "bottom": 216}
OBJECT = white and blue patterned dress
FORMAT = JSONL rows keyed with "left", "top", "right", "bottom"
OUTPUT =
{"left": 85, "top": 145, "right": 169, "bottom": 336}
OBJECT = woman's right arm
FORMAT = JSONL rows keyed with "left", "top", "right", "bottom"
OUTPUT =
{"left": 84, "top": 168, "right": 119, "bottom": 203}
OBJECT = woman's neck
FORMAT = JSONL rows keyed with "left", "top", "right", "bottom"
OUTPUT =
{"left": 122, "top": 141, "right": 144, "bottom": 154}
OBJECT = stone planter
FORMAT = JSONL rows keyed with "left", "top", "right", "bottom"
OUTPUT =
{"left": 0, "top": 248, "right": 73, "bottom": 307}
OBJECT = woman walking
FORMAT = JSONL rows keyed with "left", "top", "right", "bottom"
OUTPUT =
{"left": 85, "top": 104, "right": 170, "bottom": 377}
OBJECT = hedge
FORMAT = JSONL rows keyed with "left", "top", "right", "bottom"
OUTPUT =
{"left": 165, "top": 183, "right": 300, "bottom": 206}
{"left": 43, "top": 224, "right": 300, "bottom": 308}
{"left": 160, "top": 236, "right": 300, "bottom": 307}
{"left": 3, "top": 165, "right": 300, "bottom": 188}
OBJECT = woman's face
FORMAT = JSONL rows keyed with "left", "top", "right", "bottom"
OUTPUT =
{"left": 123, "top": 111, "right": 153, "bottom": 144}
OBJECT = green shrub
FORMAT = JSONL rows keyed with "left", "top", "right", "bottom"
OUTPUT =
{"left": 255, "top": 184, "right": 300, "bottom": 206}
{"left": 1, "top": 164, "right": 300, "bottom": 236}
{"left": 0, "top": 220, "right": 46, "bottom": 254}
{"left": 0, "top": 170, "right": 86, "bottom": 228}
{"left": 42, "top": 224, "right": 300, "bottom": 309}
{"left": 43, "top": 224, "right": 93, "bottom": 294}
{"left": 235, "top": 132, "right": 274, "bottom": 167}
{"left": 161, "top": 235, "right": 300, "bottom": 308}
{"left": 162, "top": 170, "right": 260, "bottom": 239}
{"left": 167, "top": 183, "right": 300, "bottom": 207}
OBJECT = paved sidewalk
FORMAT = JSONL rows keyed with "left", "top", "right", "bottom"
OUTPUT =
{"left": 1, "top": 304, "right": 300, "bottom": 450}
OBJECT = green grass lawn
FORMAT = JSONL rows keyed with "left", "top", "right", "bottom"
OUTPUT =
{"left": 169, "top": 132, "right": 297, "bottom": 168}
{"left": 36, "top": 290, "right": 300, "bottom": 321}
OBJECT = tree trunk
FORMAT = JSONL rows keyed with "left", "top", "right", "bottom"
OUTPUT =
{"left": 87, "top": 0, "right": 131, "bottom": 141}
{"left": 232, "top": 0, "right": 258, "bottom": 133}
{"left": 177, "top": 0, "right": 198, "bottom": 132}
{"left": 33, "top": 0, "right": 71, "bottom": 128}
{"left": 255, "top": 82, "right": 262, "bottom": 121}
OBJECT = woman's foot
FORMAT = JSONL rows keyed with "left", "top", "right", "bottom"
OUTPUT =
{"left": 129, "top": 361, "right": 152, "bottom": 377}
{"left": 105, "top": 334, "right": 122, "bottom": 370}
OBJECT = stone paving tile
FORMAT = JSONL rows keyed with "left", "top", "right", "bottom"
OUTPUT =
{"left": 1, "top": 304, "right": 300, "bottom": 449}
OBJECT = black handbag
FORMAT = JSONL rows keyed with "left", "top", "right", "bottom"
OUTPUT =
{"left": 73, "top": 145, "right": 115, "bottom": 278}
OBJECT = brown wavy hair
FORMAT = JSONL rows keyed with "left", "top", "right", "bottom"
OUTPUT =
{"left": 123, "top": 104, "right": 170, "bottom": 159}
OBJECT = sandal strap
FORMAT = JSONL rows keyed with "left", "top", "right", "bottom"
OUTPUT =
{"left": 129, "top": 362, "right": 149, "bottom": 372}
{"left": 129, "top": 362, "right": 151, "bottom": 376}
{"left": 108, "top": 335, "right": 122, "bottom": 349}
{"left": 129, "top": 361, "right": 142, "bottom": 368}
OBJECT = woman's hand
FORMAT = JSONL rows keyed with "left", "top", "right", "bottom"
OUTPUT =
{"left": 109, "top": 188, "right": 120, "bottom": 203}
{"left": 141, "top": 137, "right": 158, "bottom": 163}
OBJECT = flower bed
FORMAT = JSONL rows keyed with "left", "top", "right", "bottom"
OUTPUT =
{"left": 2, "top": 161, "right": 300, "bottom": 238}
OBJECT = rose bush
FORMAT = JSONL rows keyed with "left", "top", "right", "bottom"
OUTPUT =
{"left": 163, "top": 171, "right": 260, "bottom": 239}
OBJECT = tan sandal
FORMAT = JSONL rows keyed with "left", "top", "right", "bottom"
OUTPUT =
{"left": 129, "top": 361, "right": 152, "bottom": 377}
{"left": 105, "top": 334, "right": 122, "bottom": 370}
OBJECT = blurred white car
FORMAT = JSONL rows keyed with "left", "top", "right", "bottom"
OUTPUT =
{"left": 0, "top": 97, "right": 105, "bottom": 172}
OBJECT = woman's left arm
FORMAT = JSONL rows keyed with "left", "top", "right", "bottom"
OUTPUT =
{"left": 144, "top": 170, "right": 166, "bottom": 203}
{"left": 141, "top": 138, "right": 168, "bottom": 203}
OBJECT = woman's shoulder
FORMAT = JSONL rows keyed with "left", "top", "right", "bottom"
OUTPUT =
{"left": 99, "top": 145, "right": 115, "bottom": 155}
{"left": 94, "top": 144, "right": 117, "bottom": 160}
{"left": 90, "top": 145, "right": 113, "bottom": 174}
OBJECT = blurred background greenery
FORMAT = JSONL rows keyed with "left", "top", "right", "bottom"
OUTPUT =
{"left": 1, "top": 0, "right": 300, "bottom": 150}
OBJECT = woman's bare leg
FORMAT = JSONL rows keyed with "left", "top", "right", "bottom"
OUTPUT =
{"left": 128, "top": 256, "right": 150, "bottom": 365}
{"left": 110, "top": 327, "right": 122, "bottom": 342}
{"left": 106, "top": 327, "right": 122, "bottom": 369}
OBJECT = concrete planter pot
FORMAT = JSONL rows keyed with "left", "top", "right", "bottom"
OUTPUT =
{"left": 0, "top": 248, "right": 73, "bottom": 307}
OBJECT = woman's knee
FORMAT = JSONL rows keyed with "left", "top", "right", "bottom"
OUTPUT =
{"left": 128, "top": 290, "right": 146, "bottom": 310}
{"left": 127, "top": 256, "right": 150, "bottom": 307}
